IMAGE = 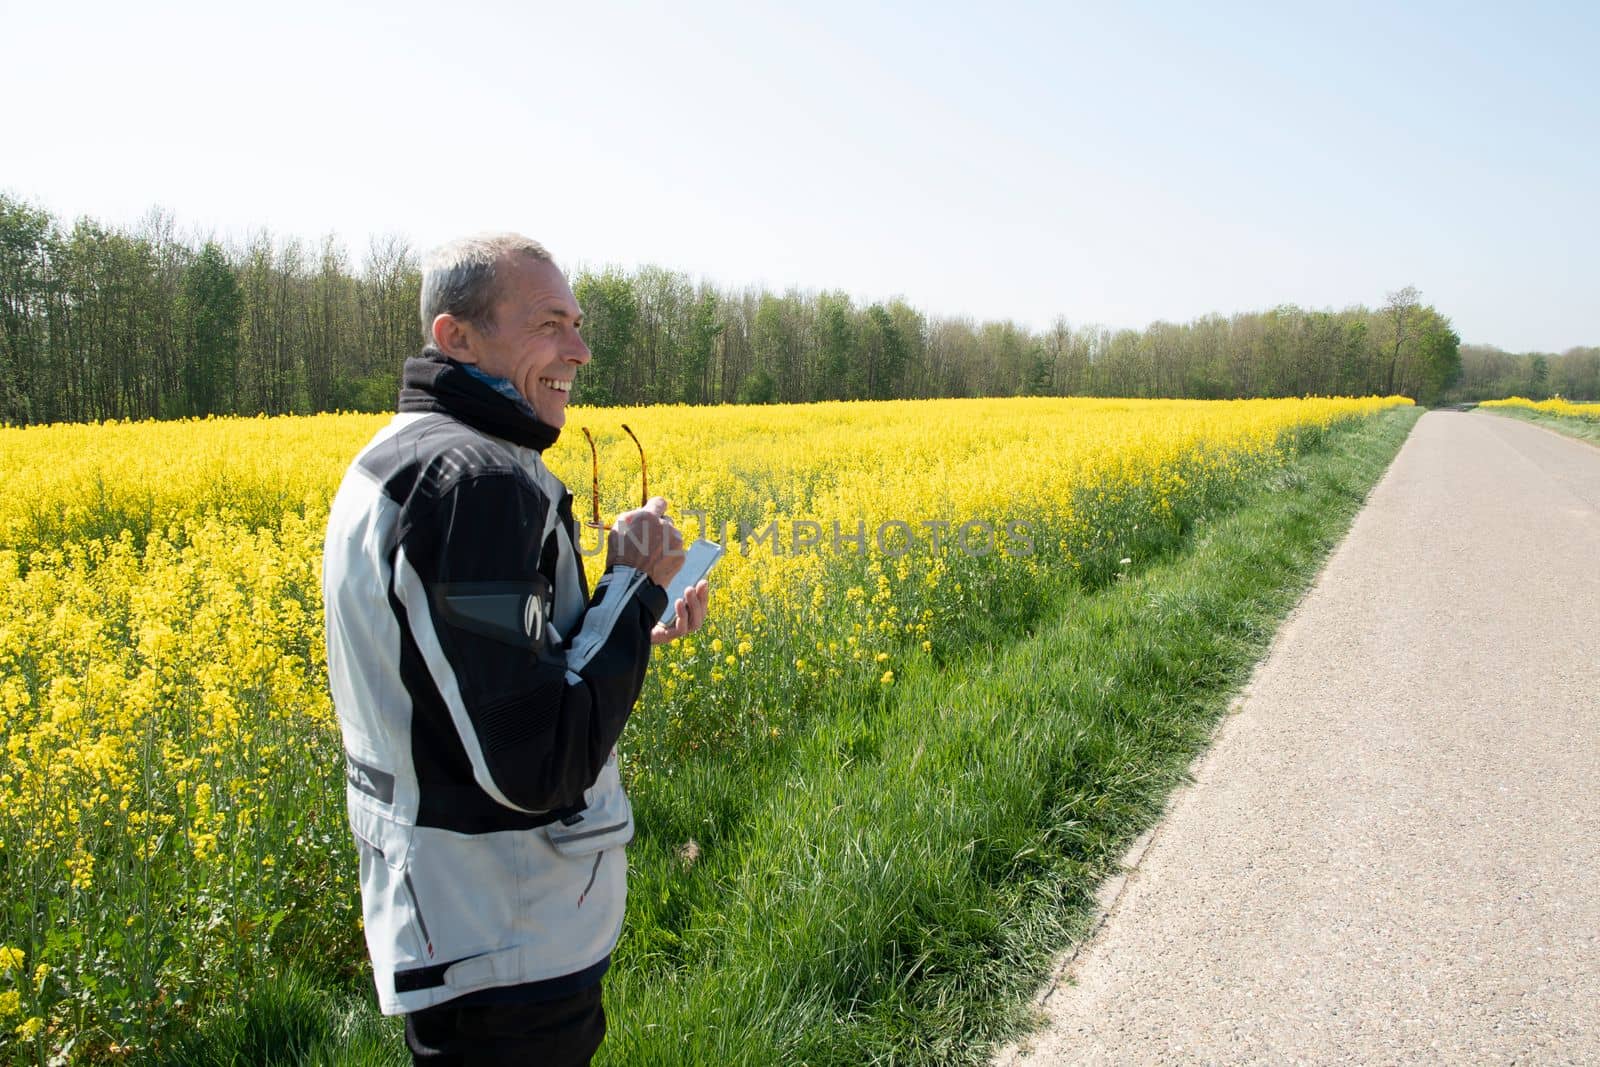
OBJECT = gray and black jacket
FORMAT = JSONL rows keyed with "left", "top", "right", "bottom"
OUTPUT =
{"left": 322, "top": 351, "right": 665, "bottom": 1015}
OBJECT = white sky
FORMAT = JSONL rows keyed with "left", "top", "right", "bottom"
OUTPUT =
{"left": 5, "top": 0, "right": 1596, "bottom": 352}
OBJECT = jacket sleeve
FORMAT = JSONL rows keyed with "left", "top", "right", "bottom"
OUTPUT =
{"left": 393, "top": 468, "right": 667, "bottom": 814}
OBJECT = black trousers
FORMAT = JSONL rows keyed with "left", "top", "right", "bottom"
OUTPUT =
{"left": 405, "top": 984, "right": 606, "bottom": 1066}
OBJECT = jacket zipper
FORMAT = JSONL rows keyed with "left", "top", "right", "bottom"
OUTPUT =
{"left": 576, "top": 852, "right": 604, "bottom": 909}
{"left": 402, "top": 871, "right": 435, "bottom": 958}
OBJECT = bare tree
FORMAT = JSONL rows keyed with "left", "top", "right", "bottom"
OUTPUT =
{"left": 1383, "top": 285, "right": 1421, "bottom": 395}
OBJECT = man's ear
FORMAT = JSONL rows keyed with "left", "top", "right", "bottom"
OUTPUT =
{"left": 431, "top": 313, "right": 477, "bottom": 364}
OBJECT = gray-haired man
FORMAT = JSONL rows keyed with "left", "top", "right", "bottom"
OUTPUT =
{"left": 323, "top": 234, "right": 707, "bottom": 1064}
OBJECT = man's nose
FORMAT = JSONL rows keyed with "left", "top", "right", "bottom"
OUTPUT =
{"left": 564, "top": 328, "right": 592, "bottom": 364}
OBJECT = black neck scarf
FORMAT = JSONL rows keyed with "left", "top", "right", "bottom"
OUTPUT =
{"left": 397, "top": 347, "right": 561, "bottom": 453}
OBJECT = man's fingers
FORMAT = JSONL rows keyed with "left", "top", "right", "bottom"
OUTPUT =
{"left": 681, "top": 581, "right": 708, "bottom": 632}
{"left": 614, "top": 504, "right": 701, "bottom": 593}
{"left": 613, "top": 499, "right": 685, "bottom": 563}
{"left": 649, "top": 581, "right": 709, "bottom": 645}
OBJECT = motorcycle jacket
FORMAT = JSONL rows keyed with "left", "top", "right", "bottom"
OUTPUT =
{"left": 322, "top": 351, "right": 665, "bottom": 1015}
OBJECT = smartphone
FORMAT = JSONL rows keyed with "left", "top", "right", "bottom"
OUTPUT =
{"left": 659, "top": 540, "right": 723, "bottom": 625}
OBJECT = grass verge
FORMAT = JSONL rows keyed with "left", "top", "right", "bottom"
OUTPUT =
{"left": 179, "top": 407, "right": 1419, "bottom": 1067}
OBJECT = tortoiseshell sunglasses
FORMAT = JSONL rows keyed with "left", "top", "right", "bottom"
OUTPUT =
{"left": 580, "top": 424, "right": 648, "bottom": 531}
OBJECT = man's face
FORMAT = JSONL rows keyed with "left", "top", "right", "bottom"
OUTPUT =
{"left": 466, "top": 255, "right": 590, "bottom": 428}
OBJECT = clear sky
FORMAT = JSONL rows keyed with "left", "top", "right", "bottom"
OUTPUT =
{"left": 5, "top": 0, "right": 1596, "bottom": 352}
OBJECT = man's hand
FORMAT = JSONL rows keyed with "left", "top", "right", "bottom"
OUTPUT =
{"left": 607, "top": 496, "right": 684, "bottom": 590}
{"left": 651, "top": 579, "right": 709, "bottom": 646}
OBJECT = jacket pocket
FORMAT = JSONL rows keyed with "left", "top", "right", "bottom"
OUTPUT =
{"left": 542, "top": 753, "right": 634, "bottom": 857}
{"left": 349, "top": 797, "right": 414, "bottom": 871}
{"left": 348, "top": 800, "right": 433, "bottom": 966}
{"left": 404, "top": 824, "right": 522, "bottom": 964}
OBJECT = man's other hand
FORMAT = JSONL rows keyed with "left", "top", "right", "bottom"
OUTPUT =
{"left": 651, "top": 579, "right": 709, "bottom": 646}
{"left": 607, "top": 496, "right": 684, "bottom": 589}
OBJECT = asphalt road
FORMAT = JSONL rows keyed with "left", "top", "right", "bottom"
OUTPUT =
{"left": 997, "top": 411, "right": 1600, "bottom": 1066}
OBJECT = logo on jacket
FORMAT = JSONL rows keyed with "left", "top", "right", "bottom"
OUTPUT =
{"left": 344, "top": 752, "right": 396, "bottom": 803}
{"left": 523, "top": 593, "right": 545, "bottom": 643}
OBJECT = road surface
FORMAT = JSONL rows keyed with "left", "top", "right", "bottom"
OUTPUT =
{"left": 997, "top": 411, "right": 1600, "bottom": 1065}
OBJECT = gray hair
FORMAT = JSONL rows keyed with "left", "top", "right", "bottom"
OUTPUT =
{"left": 419, "top": 233, "right": 553, "bottom": 345}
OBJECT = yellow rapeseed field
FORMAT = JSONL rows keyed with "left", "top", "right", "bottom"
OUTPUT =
{"left": 0, "top": 395, "right": 1409, "bottom": 1056}
{"left": 1478, "top": 396, "right": 1600, "bottom": 420}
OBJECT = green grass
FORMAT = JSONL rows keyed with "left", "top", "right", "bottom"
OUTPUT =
{"left": 1477, "top": 405, "right": 1600, "bottom": 447}
{"left": 172, "top": 407, "right": 1419, "bottom": 1066}
{"left": 159, "top": 971, "right": 400, "bottom": 1067}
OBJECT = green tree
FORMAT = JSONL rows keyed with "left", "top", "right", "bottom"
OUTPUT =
{"left": 571, "top": 268, "right": 639, "bottom": 407}
{"left": 178, "top": 242, "right": 242, "bottom": 416}
{"left": 1528, "top": 354, "right": 1550, "bottom": 398}
{"left": 633, "top": 266, "right": 693, "bottom": 405}
{"left": 0, "top": 195, "right": 56, "bottom": 424}
{"left": 753, "top": 293, "right": 804, "bottom": 402}
{"left": 1414, "top": 314, "right": 1461, "bottom": 405}
{"left": 680, "top": 290, "right": 723, "bottom": 404}
{"left": 306, "top": 235, "right": 356, "bottom": 412}
{"left": 1553, "top": 347, "right": 1599, "bottom": 400}
{"left": 815, "top": 291, "right": 855, "bottom": 400}
{"left": 736, "top": 366, "right": 777, "bottom": 404}
{"left": 859, "top": 303, "right": 907, "bottom": 399}
{"left": 358, "top": 235, "right": 420, "bottom": 394}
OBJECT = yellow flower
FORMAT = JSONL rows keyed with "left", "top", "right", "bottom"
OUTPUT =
{"left": 15, "top": 1016, "right": 44, "bottom": 1041}
{"left": 67, "top": 850, "right": 95, "bottom": 891}
{"left": 0, "top": 947, "right": 21, "bottom": 973}
{"left": 875, "top": 652, "right": 890, "bottom": 663}
{"left": 0, "top": 990, "right": 19, "bottom": 1018}
{"left": 879, "top": 670, "right": 895, "bottom": 686}
{"left": 191, "top": 832, "right": 219, "bottom": 862}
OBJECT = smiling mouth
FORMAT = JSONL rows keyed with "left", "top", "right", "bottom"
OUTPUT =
{"left": 539, "top": 378, "right": 572, "bottom": 393}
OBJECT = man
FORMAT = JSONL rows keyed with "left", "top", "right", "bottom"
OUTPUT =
{"left": 323, "top": 233, "right": 708, "bottom": 1064}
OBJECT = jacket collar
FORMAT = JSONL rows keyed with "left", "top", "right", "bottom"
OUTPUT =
{"left": 398, "top": 347, "right": 561, "bottom": 452}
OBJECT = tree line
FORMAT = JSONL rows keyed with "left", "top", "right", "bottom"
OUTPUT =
{"left": 2, "top": 194, "right": 1484, "bottom": 426}
{"left": 0, "top": 197, "right": 416, "bottom": 424}
{"left": 1447, "top": 344, "right": 1600, "bottom": 403}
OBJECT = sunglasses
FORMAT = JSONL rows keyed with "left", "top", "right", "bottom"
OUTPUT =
{"left": 580, "top": 424, "right": 648, "bottom": 531}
